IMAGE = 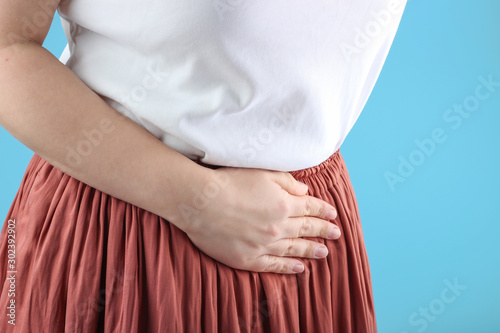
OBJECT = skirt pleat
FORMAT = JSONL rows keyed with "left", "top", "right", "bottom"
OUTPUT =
{"left": 0, "top": 150, "right": 376, "bottom": 332}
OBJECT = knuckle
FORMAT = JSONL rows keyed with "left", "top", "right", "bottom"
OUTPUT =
{"left": 276, "top": 262, "right": 289, "bottom": 273}
{"left": 316, "top": 202, "right": 328, "bottom": 219}
{"left": 264, "top": 261, "right": 276, "bottom": 272}
{"left": 266, "top": 224, "right": 281, "bottom": 238}
{"left": 304, "top": 242, "right": 317, "bottom": 258}
{"left": 274, "top": 197, "right": 291, "bottom": 217}
{"left": 283, "top": 238, "right": 295, "bottom": 256}
{"left": 297, "top": 218, "right": 312, "bottom": 237}
{"left": 302, "top": 198, "right": 312, "bottom": 216}
{"left": 264, "top": 258, "right": 288, "bottom": 273}
{"left": 319, "top": 223, "right": 330, "bottom": 238}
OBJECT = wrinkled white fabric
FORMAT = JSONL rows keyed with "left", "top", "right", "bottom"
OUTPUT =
{"left": 57, "top": 0, "right": 407, "bottom": 171}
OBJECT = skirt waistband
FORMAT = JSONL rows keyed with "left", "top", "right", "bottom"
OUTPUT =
{"left": 197, "top": 149, "right": 342, "bottom": 179}
{"left": 289, "top": 149, "right": 341, "bottom": 180}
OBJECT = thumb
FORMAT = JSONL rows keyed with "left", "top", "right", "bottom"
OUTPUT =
{"left": 274, "top": 172, "right": 309, "bottom": 196}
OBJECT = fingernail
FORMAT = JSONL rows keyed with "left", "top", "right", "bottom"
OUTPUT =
{"left": 293, "top": 263, "right": 304, "bottom": 273}
{"left": 325, "top": 210, "right": 337, "bottom": 220}
{"left": 314, "top": 246, "right": 328, "bottom": 258}
{"left": 328, "top": 228, "right": 341, "bottom": 239}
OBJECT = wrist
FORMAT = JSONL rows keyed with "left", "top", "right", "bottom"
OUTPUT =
{"left": 159, "top": 161, "right": 218, "bottom": 233}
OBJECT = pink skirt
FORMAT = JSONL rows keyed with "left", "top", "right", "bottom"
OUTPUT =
{"left": 0, "top": 150, "right": 376, "bottom": 332}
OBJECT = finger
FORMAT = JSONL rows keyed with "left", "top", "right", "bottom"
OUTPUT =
{"left": 288, "top": 194, "right": 337, "bottom": 220}
{"left": 268, "top": 238, "right": 332, "bottom": 259}
{"left": 254, "top": 255, "right": 306, "bottom": 274}
{"left": 280, "top": 216, "right": 341, "bottom": 240}
{"left": 272, "top": 172, "right": 309, "bottom": 196}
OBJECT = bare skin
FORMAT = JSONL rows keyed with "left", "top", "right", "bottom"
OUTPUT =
{"left": 0, "top": 0, "right": 341, "bottom": 274}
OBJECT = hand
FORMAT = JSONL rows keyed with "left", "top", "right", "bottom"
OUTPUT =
{"left": 172, "top": 167, "right": 341, "bottom": 274}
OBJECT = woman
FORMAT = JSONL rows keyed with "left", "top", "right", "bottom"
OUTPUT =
{"left": 0, "top": 0, "right": 407, "bottom": 331}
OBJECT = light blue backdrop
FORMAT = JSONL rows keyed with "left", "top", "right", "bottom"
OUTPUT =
{"left": 1, "top": 1, "right": 499, "bottom": 332}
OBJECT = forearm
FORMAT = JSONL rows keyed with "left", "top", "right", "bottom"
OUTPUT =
{"left": 0, "top": 41, "right": 211, "bottom": 230}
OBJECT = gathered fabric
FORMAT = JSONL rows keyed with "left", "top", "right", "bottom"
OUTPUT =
{"left": 0, "top": 150, "right": 376, "bottom": 332}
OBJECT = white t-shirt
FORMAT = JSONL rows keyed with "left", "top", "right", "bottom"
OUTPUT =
{"left": 57, "top": 0, "right": 407, "bottom": 171}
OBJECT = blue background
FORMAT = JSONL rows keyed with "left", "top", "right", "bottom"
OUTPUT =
{"left": 1, "top": 1, "right": 499, "bottom": 332}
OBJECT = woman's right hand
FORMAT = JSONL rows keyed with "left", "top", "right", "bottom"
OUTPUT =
{"left": 171, "top": 167, "right": 341, "bottom": 274}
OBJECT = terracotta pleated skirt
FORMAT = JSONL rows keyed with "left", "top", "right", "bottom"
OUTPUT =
{"left": 0, "top": 149, "right": 376, "bottom": 332}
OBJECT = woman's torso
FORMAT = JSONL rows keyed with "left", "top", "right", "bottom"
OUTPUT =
{"left": 57, "top": 0, "right": 407, "bottom": 171}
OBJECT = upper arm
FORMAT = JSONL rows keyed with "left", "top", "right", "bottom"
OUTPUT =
{"left": 0, "top": 0, "right": 62, "bottom": 48}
